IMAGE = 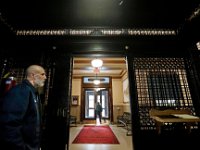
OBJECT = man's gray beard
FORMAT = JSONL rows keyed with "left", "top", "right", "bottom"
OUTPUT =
{"left": 35, "top": 78, "right": 45, "bottom": 87}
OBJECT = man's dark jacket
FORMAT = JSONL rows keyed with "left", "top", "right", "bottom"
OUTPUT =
{"left": 0, "top": 80, "right": 41, "bottom": 150}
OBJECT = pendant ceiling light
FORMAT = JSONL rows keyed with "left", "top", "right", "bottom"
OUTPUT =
{"left": 91, "top": 59, "right": 103, "bottom": 68}
{"left": 93, "top": 79, "right": 100, "bottom": 85}
{"left": 93, "top": 73, "right": 100, "bottom": 85}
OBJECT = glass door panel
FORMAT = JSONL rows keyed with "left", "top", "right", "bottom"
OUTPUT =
{"left": 85, "top": 90, "right": 95, "bottom": 118}
{"left": 101, "top": 90, "right": 109, "bottom": 118}
{"left": 96, "top": 89, "right": 109, "bottom": 118}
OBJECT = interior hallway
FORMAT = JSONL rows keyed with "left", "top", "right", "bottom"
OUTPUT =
{"left": 69, "top": 121, "right": 133, "bottom": 150}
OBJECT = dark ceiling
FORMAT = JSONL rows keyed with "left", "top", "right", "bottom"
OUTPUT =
{"left": 0, "top": 0, "right": 199, "bottom": 29}
{"left": 0, "top": 0, "right": 199, "bottom": 52}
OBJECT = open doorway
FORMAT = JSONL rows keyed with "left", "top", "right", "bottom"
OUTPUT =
{"left": 69, "top": 56, "right": 133, "bottom": 149}
{"left": 70, "top": 57, "right": 129, "bottom": 123}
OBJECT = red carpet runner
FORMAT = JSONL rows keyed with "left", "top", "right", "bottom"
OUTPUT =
{"left": 72, "top": 125, "right": 120, "bottom": 144}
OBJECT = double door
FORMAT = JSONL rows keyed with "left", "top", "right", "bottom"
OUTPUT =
{"left": 84, "top": 88, "right": 109, "bottom": 119}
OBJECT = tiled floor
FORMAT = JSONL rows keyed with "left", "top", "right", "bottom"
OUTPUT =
{"left": 69, "top": 122, "right": 133, "bottom": 150}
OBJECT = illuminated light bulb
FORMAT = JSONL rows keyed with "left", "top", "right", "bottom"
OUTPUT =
{"left": 93, "top": 79, "right": 100, "bottom": 85}
{"left": 91, "top": 59, "right": 103, "bottom": 68}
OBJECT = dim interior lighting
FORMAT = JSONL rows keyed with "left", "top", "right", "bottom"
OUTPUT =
{"left": 91, "top": 59, "right": 103, "bottom": 68}
{"left": 93, "top": 79, "right": 100, "bottom": 85}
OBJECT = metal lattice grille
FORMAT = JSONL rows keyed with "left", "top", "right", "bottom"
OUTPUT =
{"left": 133, "top": 57, "right": 194, "bottom": 130}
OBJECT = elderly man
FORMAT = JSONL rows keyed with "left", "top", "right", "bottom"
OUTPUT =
{"left": 0, "top": 65, "right": 46, "bottom": 150}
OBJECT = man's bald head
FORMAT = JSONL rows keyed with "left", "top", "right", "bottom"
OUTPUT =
{"left": 25, "top": 65, "right": 46, "bottom": 88}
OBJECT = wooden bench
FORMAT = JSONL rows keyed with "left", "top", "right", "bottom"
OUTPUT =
{"left": 117, "top": 112, "right": 132, "bottom": 136}
{"left": 70, "top": 115, "right": 77, "bottom": 127}
{"left": 149, "top": 108, "right": 200, "bottom": 134}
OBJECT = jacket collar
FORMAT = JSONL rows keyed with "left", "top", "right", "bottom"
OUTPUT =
{"left": 22, "top": 79, "right": 37, "bottom": 93}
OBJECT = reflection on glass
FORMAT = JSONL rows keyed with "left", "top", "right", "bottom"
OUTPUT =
{"left": 89, "top": 95, "right": 94, "bottom": 108}
{"left": 89, "top": 109, "right": 94, "bottom": 117}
